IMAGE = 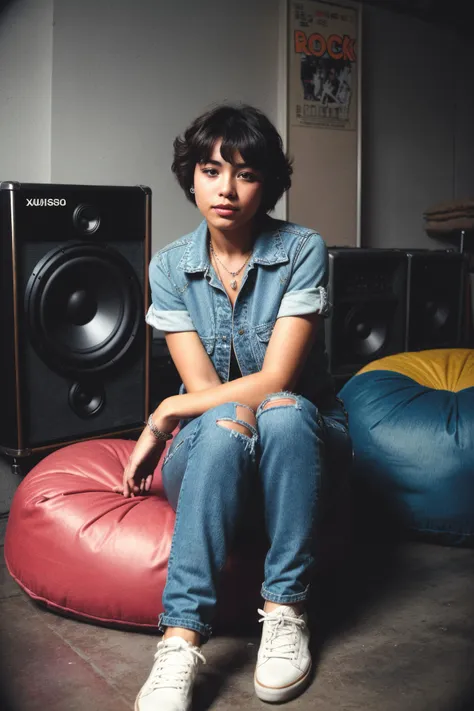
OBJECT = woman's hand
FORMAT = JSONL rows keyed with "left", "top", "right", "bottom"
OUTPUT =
{"left": 115, "top": 427, "right": 164, "bottom": 497}
{"left": 115, "top": 399, "right": 180, "bottom": 497}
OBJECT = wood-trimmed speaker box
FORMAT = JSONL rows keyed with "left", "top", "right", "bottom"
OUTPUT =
{"left": 0, "top": 181, "right": 151, "bottom": 457}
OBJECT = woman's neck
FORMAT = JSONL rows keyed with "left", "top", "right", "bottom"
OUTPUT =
{"left": 207, "top": 219, "right": 260, "bottom": 258}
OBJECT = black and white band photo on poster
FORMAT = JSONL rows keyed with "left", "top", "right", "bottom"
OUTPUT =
{"left": 290, "top": 0, "right": 358, "bottom": 130}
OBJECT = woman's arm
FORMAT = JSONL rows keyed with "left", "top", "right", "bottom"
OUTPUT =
{"left": 117, "top": 315, "right": 318, "bottom": 497}
{"left": 155, "top": 313, "right": 320, "bottom": 428}
{"left": 154, "top": 230, "right": 328, "bottom": 427}
{"left": 165, "top": 331, "right": 222, "bottom": 392}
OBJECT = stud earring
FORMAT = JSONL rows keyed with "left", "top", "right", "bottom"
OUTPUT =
{"left": 190, "top": 187, "right": 195, "bottom": 194}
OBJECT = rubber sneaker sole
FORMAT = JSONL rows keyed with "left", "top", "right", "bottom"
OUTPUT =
{"left": 135, "top": 694, "right": 193, "bottom": 711}
{"left": 254, "top": 662, "right": 312, "bottom": 703}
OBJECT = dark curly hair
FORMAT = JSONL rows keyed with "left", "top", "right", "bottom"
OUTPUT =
{"left": 171, "top": 104, "right": 293, "bottom": 214}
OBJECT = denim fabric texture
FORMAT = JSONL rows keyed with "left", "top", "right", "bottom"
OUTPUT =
{"left": 159, "top": 394, "right": 352, "bottom": 639}
{"left": 145, "top": 216, "right": 351, "bottom": 638}
{"left": 145, "top": 216, "right": 334, "bottom": 401}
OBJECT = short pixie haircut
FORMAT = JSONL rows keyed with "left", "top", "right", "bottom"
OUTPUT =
{"left": 171, "top": 104, "right": 293, "bottom": 214}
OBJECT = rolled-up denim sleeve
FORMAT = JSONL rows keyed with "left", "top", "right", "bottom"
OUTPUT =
{"left": 277, "top": 232, "right": 331, "bottom": 319}
{"left": 145, "top": 254, "right": 197, "bottom": 332}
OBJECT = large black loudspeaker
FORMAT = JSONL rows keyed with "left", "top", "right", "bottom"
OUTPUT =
{"left": 405, "top": 250, "right": 468, "bottom": 351}
{"left": 325, "top": 249, "right": 408, "bottom": 380}
{"left": 0, "top": 182, "right": 151, "bottom": 457}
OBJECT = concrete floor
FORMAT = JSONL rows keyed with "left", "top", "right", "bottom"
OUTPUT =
{"left": 2, "top": 511, "right": 474, "bottom": 711}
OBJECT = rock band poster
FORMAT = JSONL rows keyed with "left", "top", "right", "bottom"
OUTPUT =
{"left": 290, "top": 0, "right": 358, "bottom": 130}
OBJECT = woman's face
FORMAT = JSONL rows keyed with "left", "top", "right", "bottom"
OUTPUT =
{"left": 193, "top": 138, "right": 264, "bottom": 235}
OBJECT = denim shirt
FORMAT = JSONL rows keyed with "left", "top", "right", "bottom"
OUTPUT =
{"left": 145, "top": 216, "right": 335, "bottom": 404}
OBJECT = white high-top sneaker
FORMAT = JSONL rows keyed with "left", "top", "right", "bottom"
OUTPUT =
{"left": 135, "top": 636, "right": 206, "bottom": 711}
{"left": 254, "top": 605, "right": 312, "bottom": 703}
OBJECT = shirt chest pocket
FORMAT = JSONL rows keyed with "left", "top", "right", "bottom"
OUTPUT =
{"left": 200, "top": 335, "right": 215, "bottom": 355}
{"left": 252, "top": 322, "right": 274, "bottom": 367}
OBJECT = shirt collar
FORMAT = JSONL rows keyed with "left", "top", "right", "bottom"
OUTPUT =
{"left": 178, "top": 216, "right": 289, "bottom": 273}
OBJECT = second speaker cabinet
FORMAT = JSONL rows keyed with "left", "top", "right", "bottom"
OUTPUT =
{"left": 325, "top": 249, "right": 407, "bottom": 381}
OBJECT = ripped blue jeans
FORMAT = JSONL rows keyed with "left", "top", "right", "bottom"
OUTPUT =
{"left": 159, "top": 392, "right": 352, "bottom": 639}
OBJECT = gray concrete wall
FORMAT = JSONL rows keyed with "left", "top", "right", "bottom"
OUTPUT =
{"left": 0, "top": 0, "right": 54, "bottom": 511}
{"left": 361, "top": 5, "right": 474, "bottom": 249}
{"left": 0, "top": 0, "right": 53, "bottom": 182}
{"left": 49, "top": 0, "right": 283, "bottom": 252}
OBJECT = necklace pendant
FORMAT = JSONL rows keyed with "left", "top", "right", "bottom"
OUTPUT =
{"left": 230, "top": 279, "right": 238, "bottom": 290}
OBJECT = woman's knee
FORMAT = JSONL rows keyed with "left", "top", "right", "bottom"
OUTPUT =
{"left": 216, "top": 404, "right": 257, "bottom": 439}
{"left": 257, "top": 391, "right": 316, "bottom": 417}
{"left": 200, "top": 402, "right": 258, "bottom": 443}
{"left": 256, "top": 391, "right": 323, "bottom": 436}
{"left": 258, "top": 391, "right": 300, "bottom": 412}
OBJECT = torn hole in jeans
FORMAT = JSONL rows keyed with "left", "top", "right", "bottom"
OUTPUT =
{"left": 215, "top": 418, "right": 257, "bottom": 455}
{"left": 261, "top": 397, "right": 298, "bottom": 411}
{"left": 216, "top": 418, "right": 254, "bottom": 439}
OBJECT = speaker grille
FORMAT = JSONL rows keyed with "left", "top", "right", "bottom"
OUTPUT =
{"left": 0, "top": 182, "right": 151, "bottom": 455}
{"left": 24, "top": 242, "right": 142, "bottom": 373}
{"left": 406, "top": 252, "right": 467, "bottom": 351}
{"left": 326, "top": 249, "right": 407, "bottom": 377}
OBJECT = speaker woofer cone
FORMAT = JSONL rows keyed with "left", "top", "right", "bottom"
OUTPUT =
{"left": 344, "top": 302, "right": 395, "bottom": 357}
{"left": 25, "top": 242, "right": 142, "bottom": 374}
{"left": 73, "top": 204, "right": 101, "bottom": 234}
{"left": 68, "top": 380, "right": 105, "bottom": 418}
{"left": 424, "top": 299, "right": 450, "bottom": 331}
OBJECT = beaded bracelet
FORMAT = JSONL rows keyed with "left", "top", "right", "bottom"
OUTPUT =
{"left": 146, "top": 414, "right": 173, "bottom": 441}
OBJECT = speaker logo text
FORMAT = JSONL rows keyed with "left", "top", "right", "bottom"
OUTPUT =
{"left": 26, "top": 198, "right": 67, "bottom": 207}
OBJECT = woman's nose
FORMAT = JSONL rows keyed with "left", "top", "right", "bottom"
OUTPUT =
{"left": 219, "top": 175, "right": 236, "bottom": 198}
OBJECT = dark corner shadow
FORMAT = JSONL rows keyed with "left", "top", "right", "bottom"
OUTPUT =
{"left": 0, "top": 662, "right": 20, "bottom": 711}
{"left": 0, "top": 0, "right": 15, "bottom": 16}
{"left": 0, "top": 691, "right": 15, "bottom": 711}
{"left": 0, "top": 683, "right": 13, "bottom": 711}
{"left": 444, "top": 678, "right": 474, "bottom": 711}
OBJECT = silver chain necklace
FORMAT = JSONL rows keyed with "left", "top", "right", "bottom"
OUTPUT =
{"left": 210, "top": 242, "right": 253, "bottom": 290}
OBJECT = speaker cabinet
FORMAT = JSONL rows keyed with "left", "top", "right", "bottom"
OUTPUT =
{"left": 325, "top": 249, "right": 408, "bottom": 380}
{"left": 0, "top": 181, "right": 151, "bottom": 457}
{"left": 405, "top": 250, "right": 468, "bottom": 351}
{"left": 150, "top": 333, "right": 181, "bottom": 409}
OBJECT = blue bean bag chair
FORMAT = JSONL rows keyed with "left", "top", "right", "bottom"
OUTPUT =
{"left": 339, "top": 349, "right": 474, "bottom": 546}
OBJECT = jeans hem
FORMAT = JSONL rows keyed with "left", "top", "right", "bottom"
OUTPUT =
{"left": 260, "top": 584, "right": 310, "bottom": 604}
{"left": 158, "top": 613, "right": 212, "bottom": 639}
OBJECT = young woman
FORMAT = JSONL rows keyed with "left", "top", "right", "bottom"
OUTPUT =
{"left": 117, "top": 104, "right": 352, "bottom": 711}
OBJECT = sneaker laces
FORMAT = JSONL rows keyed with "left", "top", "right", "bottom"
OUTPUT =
{"left": 148, "top": 638, "right": 206, "bottom": 691}
{"left": 258, "top": 608, "right": 306, "bottom": 661}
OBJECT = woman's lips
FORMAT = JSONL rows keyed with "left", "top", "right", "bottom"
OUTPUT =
{"left": 213, "top": 206, "right": 238, "bottom": 217}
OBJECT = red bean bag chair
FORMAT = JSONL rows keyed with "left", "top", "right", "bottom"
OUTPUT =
{"left": 4, "top": 437, "right": 349, "bottom": 630}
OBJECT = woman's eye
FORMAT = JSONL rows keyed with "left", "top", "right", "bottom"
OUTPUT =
{"left": 202, "top": 168, "right": 218, "bottom": 176}
{"left": 239, "top": 172, "right": 257, "bottom": 182}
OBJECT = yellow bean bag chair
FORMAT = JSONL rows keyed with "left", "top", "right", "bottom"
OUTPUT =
{"left": 339, "top": 349, "right": 474, "bottom": 546}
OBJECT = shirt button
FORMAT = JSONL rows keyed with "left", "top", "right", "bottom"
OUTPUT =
{"left": 238, "top": 329, "right": 245, "bottom": 335}
{"left": 222, "top": 335, "right": 227, "bottom": 341}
